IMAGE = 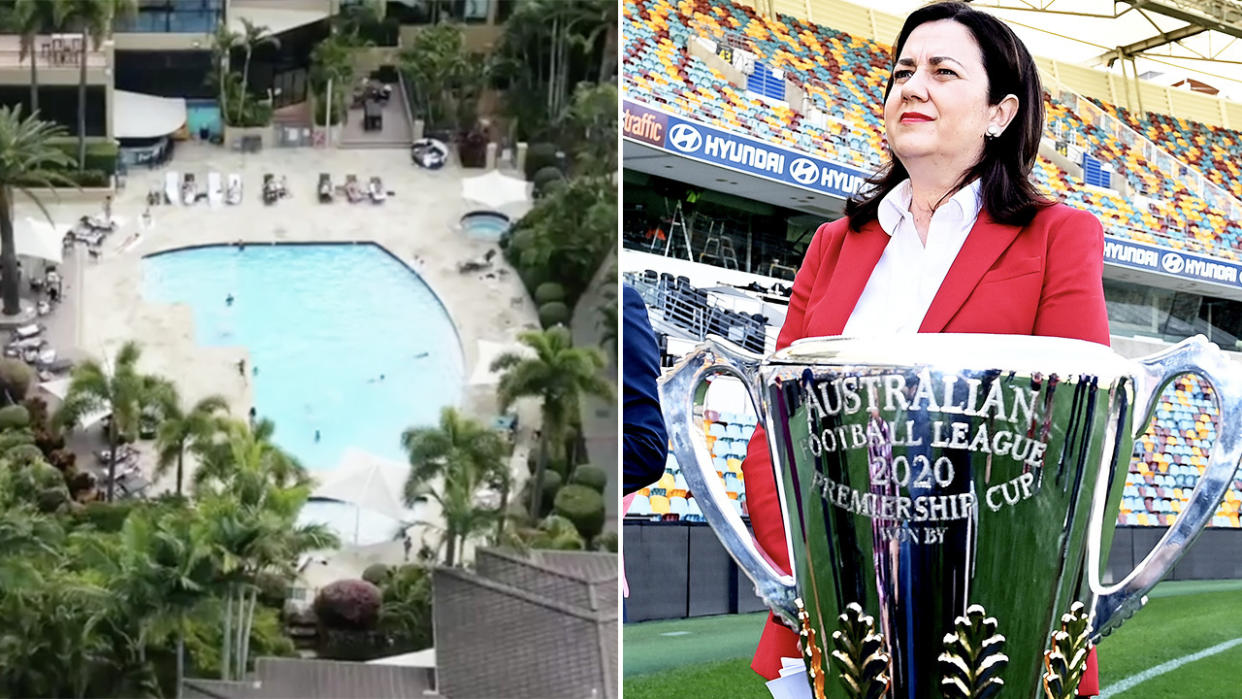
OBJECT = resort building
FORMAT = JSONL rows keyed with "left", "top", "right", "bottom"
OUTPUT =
{"left": 0, "top": 0, "right": 517, "bottom": 149}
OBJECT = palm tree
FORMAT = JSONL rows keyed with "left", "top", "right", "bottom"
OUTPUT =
{"left": 402, "top": 407, "right": 510, "bottom": 566}
{"left": 235, "top": 19, "right": 280, "bottom": 125}
{"left": 491, "top": 327, "right": 613, "bottom": 517}
{"left": 59, "top": 0, "right": 137, "bottom": 171}
{"left": 15, "top": 0, "right": 66, "bottom": 118}
{"left": 54, "top": 340, "right": 161, "bottom": 501}
{"left": 0, "top": 105, "right": 75, "bottom": 316}
{"left": 192, "top": 418, "right": 309, "bottom": 500}
{"left": 151, "top": 381, "right": 229, "bottom": 497}
{"left": 209, "top": 24, "right": 242, "bottom": 121}
{"left": 198, "top": 486, "right": 334, "bottom": 680}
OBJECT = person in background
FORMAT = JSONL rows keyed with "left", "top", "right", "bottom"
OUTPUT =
{"left": 623, "top": 284, "right": 668, "bottom": 494}
{"left": 740, "top": 3, "right": 1109, "bottom": 695}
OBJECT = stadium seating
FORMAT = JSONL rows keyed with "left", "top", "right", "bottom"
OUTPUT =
{"left": 1088, "top": 96, "right": 1242, "bottom": 203}
{"left": 623, "top": 0, "right": 1242, "bottom": 259}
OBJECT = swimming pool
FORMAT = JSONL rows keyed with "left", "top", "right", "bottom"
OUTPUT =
{"left": 142, "top": 243, "right": 464, "bottom": 470}
{"left": 460, "top": 210, "right": 511, "bottom": 240}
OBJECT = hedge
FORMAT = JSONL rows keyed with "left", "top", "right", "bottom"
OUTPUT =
{"left": 553, "top": 484, "right": 605, "bottom": 542}
{"left": 538, "top": 301, "right": 570, "bottom": 328}
{"left": 0, "top": 404, "right": 30, "bottom": 431}
{"left": 47, "top": 139, "right": 118, "bottom": 174}
{"left": 524, "top": 142, "right": 559, "bottom": 181}
{"left": 534, "top": 282, "right": 565, "bottom": 305}
{"left": 569, "top": 464, "right": 607, "bottom": 494}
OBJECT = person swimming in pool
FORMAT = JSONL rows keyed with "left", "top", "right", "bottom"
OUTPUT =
{"left": 226, "top": 293, "right": 234, "bottom": 306}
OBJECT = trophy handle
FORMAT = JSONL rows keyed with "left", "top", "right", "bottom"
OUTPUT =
{"left": 1088, "top": 335, "right": 1242, "bottom": 639}
{"left": 658, "top": 336, "right": 798, "bottom": 624}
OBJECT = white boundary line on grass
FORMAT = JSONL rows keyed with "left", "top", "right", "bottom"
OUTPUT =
{"left": 1099, "top": 636, "right": 1242, "bottom": 697}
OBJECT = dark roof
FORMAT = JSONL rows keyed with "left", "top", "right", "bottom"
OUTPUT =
{"left": 183, "top": 659, "right": 436, "bottom": 699}
{"left": 433, "top": 547, "right": 617, "bottom": 699}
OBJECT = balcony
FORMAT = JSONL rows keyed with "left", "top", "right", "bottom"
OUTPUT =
{"left": 0, "top": 36, "right": 108, "bottom": 71}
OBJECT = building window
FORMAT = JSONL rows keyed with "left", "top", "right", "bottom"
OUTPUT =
{"left": 114, "top": 0, "right": 223, "bottom": 34}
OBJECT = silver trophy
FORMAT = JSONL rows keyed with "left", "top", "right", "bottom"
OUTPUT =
{"left": 661, "top": 334, "right": 1242, "bottom": 698}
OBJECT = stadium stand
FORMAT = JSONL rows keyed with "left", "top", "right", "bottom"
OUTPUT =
{"left": 623, "top": 0, "right": 1242, "bottom": 260}
{"left": 623, "top": 0, "right": 1242, "bottom": 526}
{"left": 1088, "top": 95, "right": 1242, "bottom": 203}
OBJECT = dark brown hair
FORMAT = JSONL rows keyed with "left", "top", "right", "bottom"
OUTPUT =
{"left": 844, "top": 1, "right": 1052, "bottom": 230}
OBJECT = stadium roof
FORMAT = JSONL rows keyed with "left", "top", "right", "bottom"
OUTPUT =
{"left": 874, "top": 0, "right": 1242, "bottom": 100}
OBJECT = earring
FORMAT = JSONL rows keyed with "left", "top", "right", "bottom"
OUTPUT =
{"left": 985, "top": 126, "right": 1001, "bottom": 139}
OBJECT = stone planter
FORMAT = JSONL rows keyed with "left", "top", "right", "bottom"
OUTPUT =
{"left": 223, "top": 124, "right": 271, "bottom": 151}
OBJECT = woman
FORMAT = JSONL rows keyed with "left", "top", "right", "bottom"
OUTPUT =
{"left": 742, "top": 2, "right": 1108, "bottom": 695}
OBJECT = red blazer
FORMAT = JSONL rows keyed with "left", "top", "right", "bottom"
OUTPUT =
{"left": 743, "top": 203, "right": 1110, "bottom": 693}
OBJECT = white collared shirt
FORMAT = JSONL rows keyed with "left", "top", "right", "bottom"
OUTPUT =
{"left": 842, "top": 178, "right": 983, "bottom": 335}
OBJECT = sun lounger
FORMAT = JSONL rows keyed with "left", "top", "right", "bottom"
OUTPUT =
{"left": 226, "top": 173, "right": 243, "bottom": 205}
{"left": 8, "top": 336, "right": 47, "bottom": 351}
{"left": 344, "top": 174, "right": 364, "bottom": 203}
{"left": 263, "top": 173, "right": 279, "bottom": 205}
{"left": 411, "top": 138, "right": 448, "bottom": 169}
{"left": 13, "top": 323, "right": 43, "bottom": 340}
{"left": 182, "top": 173, "right": 198, "bottom": 205}
{"left": 368, "top": 176, "right": 386, "bottom": 203}
{"left": 457, "top": 258, "right": 492, "bottom": 273}
{"left": 165, "top": 171, "right": 180, "bottom": 205}
{"left": 318, "top": 173, "right": 333, "bottom": 203}
{"left": 208, "top": 171, "right": 223, "bottom": 207}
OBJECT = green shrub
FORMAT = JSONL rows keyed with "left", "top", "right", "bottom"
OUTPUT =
{"left": 532, "top": 166, "right": 564, "bottom": 197}
{"left": 524, "top": 142, "right": 559, "bottom": 180}
{"left": 75, "top": 500, "right": 139, "bottom": 532}
{"left": 529, "top": 515, "right": 585, "bottom": 550}
{"left": 592, "top": 531, "right": 618, "bottom": 553}
{"left": 314, "top": 579, "right": 383, "bottom": 631}
{"left": 553, "top": 484, "right": 605, "bottom": 542}
{"left": 314, "top": 96, "right": 344, "bottom": 126}
{"left": 521, "top": 469, "right": 562, "bottom": 519}
{"left": 569, "top": 464, "right": 607, "bottom": 494}
{"left": 47, "top": 139, "right": 118, "bottom": 174}
{"left": 0, "top": 359, "right": 34, "bottom": 403}
{"left": 185, "top": 606, "right": 295, "bottom": 679}
{"left": 362, "top": 563, "right": 391, "bottom": 586}
{"left": 256, "top": 571, "right": 289, "bottom": 608}
{"left": 538, "top": 301, "right": 570, "bottom": 328}
{"left": 6, "top": 443, "right": 44, "bottom": 466}
{"left": 534, "top": 282, "right": 565, "bottom": 305}
{"left": 539, "top": 177, "right": 567, "bottom": 198}
{"left": 0, "top": 404, "right": 30, "bottom": 430}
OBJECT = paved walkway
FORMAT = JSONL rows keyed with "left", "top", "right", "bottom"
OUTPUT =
{"left": 572, "top": 251, "right": 619, "bottom": 526}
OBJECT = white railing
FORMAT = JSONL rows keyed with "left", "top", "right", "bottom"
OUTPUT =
{"left": 1053, "top": 84, "right": 1242, "bottom": 223}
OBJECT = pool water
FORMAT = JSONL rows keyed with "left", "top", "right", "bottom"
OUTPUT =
{"left": 142, "top": 243, "right": 463, "bottom": 470}
{"left": 460, "top": 210, "right": 511, "bottom": 241}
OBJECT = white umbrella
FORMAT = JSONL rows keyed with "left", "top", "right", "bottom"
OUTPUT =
{"left": 460, "top": 170, "right": 531, "bottom": 209}
{"left": 16, "top": 217, "right": 63, "bottom": 264}
{"left": 303, "top": 448, "right": 418, "bottom": 546}
{"left": 38, "top": 378, "right": 110, "bottom": 428}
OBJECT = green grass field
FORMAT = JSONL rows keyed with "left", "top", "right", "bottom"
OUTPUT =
{"left": 624, "top": 580, "right": 1242, "bottom": 698}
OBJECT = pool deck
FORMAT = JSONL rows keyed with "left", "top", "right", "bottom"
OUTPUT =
{"left": 16, "top": 141, "right": 543, "bottom": 522}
